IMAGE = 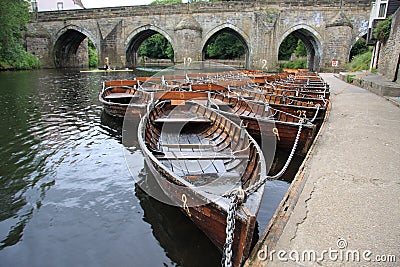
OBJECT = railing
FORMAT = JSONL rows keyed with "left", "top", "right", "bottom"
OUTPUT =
{"left": 30, "top": 0, "right": 371, "bottom": 22}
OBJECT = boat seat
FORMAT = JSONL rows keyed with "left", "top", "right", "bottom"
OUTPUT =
{"left": 154, "top": 117, "right": 211, "bottom": 123}
{"left": 155, "top": 151, "right": 248, "bottom": 160}
{"left": 104, "top": 93, "right": 139, "bottom": 100}
{"left": 161, "top": 143, "right": 213, "bottom": 149}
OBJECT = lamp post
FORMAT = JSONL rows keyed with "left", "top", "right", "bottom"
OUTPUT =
{"left": 182, "top": 0, "right": 189, "bottom": 12}
{"left": 31, "top": 1, "right": 38, "bottom": 19}
{"left": 57, "top": 1, "right": 64, "bottom": 11}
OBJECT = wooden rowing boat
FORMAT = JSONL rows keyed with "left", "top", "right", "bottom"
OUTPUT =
{"left": 209, "top": 93, "right": 317, "bottom": 156}
{"left": 177, "top": 82, "right": 325, "bottom": 129}
{"left": 138, "top": 91, "right": 267, "bottom": 267}
{"left": 231, "top": 86, "right": 329, "bottom": 107}
{"left": 99, "top": 80, "right": 150, "bottom": 117}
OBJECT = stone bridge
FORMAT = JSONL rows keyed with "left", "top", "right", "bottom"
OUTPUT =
{"left": 26, "top": 0, "right": 371, "bottom": 71}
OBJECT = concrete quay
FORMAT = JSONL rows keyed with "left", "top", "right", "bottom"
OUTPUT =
{"left": 245, "top": 73, "right": 400, "bottom": 266}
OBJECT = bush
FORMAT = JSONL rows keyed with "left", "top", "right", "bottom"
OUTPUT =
{"left": 279, "top": 59, "right": 307, "bottom": 70}
{"left": 346, "top": 74, "right": 356, "bottom": 83}
{"left": 0, "top": 50, "right": 40, "bottom": 70}
{"left": 374, "top": 16, "right": 392, "bottom": 44}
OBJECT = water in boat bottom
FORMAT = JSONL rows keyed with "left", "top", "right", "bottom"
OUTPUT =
{"left": 0, "top": 69, "right": 304, "bottom": 267}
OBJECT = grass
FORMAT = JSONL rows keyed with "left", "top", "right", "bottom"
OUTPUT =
{"left": 345, "top": 50, "right": 372, "bottom": 71}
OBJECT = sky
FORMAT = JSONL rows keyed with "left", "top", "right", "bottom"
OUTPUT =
{"left": 37, "top": 0, "right": 154, "bottom": 11}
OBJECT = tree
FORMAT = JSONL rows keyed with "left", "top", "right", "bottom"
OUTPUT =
{"left": 138, "top": 34, "right": 174, "bottom": 61}
{"left": 88, "top": 39, "right": 98, "bottom": 68}
{"left": 294, "top": 39, "right": 307, "bottom": 58}
{"left": 0, "top": 0, "right": 40, "bottom": 69}
{"left": 278, "top": 35, "right": 298, "bottom": 60}
{"left": 205, "top": 33, "right": 245, "bottom": 59}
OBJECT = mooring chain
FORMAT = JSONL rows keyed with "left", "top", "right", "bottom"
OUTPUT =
{"left": 221, "top": 121, "right": 304, "bottom": 266}
{"left": 310, "top": 104, "right": 321, "bottom": 123}
{"left": 222, "top": 192, "right": 239, "bottom": 267}
{"left": 246, "top": 120, "right": 304, "bottom": 196}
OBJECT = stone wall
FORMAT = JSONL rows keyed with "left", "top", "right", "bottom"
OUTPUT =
{"left": 378, "top": 8, "right": 400, "bottom": 83}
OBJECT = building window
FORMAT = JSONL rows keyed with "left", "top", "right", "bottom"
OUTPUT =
{"left": 378, "top": 2, "right": 387, "bottom": 17}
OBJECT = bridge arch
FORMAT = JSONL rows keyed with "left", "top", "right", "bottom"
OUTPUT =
{"left": 125, "top": 25, "right": 174, "bottom": 68}
{"left": 202, "top": 24, "right": 250, "bottom": 68}
{"left": 53, "top": 25, "right": 98, "bottom": 68}
{"left": 279, "top": 25, "right": 323, "bottom": 71}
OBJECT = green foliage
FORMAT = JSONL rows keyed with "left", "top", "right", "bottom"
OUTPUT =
{"left": 278, "top": 35, "right": 298, "bottom": 60}
{"left": 0, "top": 50, "right": 41, "bottom": 70}
{"left": 346, "top": 74, "right": 355, "bottom": 83}
{"left": 374, "top": 15, "right": 392, "bottom": 44}
{"left": 0, "top": 0, "right": 40, "bottom": 69}
{"left": 205, "top": 33, "right": 245, "bottom": 59}
{"left": 279, "top": 36, "right": 308, "bottom": 60}
{"left": 349, "top": 38, "right": 368, "bottom": 60}
{"left": 345, "top": 50, "right": 372, "bottom": 71}
{"left": 278, "top": 59, "right": 307, "bottom": 70}
{"left": 294, "top": 39, "right": 307, "bottom": 57}
{"left": 138, "top": 34, "right": 174, "bottom": 61}
{"left": 88, "top": 39, "right": 98, "bottom": 68}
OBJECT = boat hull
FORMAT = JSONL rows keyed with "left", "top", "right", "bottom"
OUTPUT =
{"left": 143, "top": 152, "right": 259, "bottom": 267}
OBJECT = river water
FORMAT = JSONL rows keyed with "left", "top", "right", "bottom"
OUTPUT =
{"left": 0, "top": 69, "right": 290, "bottom": 266}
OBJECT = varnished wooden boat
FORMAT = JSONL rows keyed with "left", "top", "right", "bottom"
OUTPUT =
{"left": 175, "top": 82, "right": 326, "bottom": 130}
{"left": 258, "top": 84, "right": 330, "bottom": 99}
{"left": 99, "top": 80, "right": 151, "bottom": 117}
{"left": 138, "top": 91, "right": 267, "bottom": 267}
{"left": 231, "top": 86, "right": 329, "bottom": 107}
{"left": 209, "top": 93, "right": 317, "bottom": 156}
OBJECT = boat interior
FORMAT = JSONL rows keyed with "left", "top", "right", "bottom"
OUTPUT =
{"left": 144, "top": 100, "right": 262, "bottom": 196}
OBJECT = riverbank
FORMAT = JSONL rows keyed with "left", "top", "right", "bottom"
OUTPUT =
{"left": 246, "top": 73, "right": 400, "bottom": 266}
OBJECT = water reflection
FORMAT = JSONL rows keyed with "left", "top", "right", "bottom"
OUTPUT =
{"left": 136, "top": 163, "right": 221, "bottom": 266}
{"left": 0, "top": 71, "right": 57, "bottom": 248}
{"left": 100, "top": 110, "right": 124, "bottom": 141}
{"left": 0, "top": 69, "right": 139, "bottom": 250}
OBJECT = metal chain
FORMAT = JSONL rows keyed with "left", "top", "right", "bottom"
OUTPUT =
{"left": 222, "top": 193, "right": 239, "bottom": 267}
{"left": 246, "top": 120, "right": 304, "bottom": 196}
{"left": 309, "top": 104, "right": 321, "bottom": 123}
{"left": 221, "top": 121, "right": 304, "bottom": 266}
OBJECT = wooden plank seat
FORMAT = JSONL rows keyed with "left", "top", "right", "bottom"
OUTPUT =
{"left": 104, "top": 93, "right": 139, "bottom": 99}
{"left": 161, "top": 143, "right": 214, "bottom": 149}
{"left": 154, "top": 116, "right": 211, "bottom": 123}
{"left": 155, "top": 151, "right": 249, "bottom": 160}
